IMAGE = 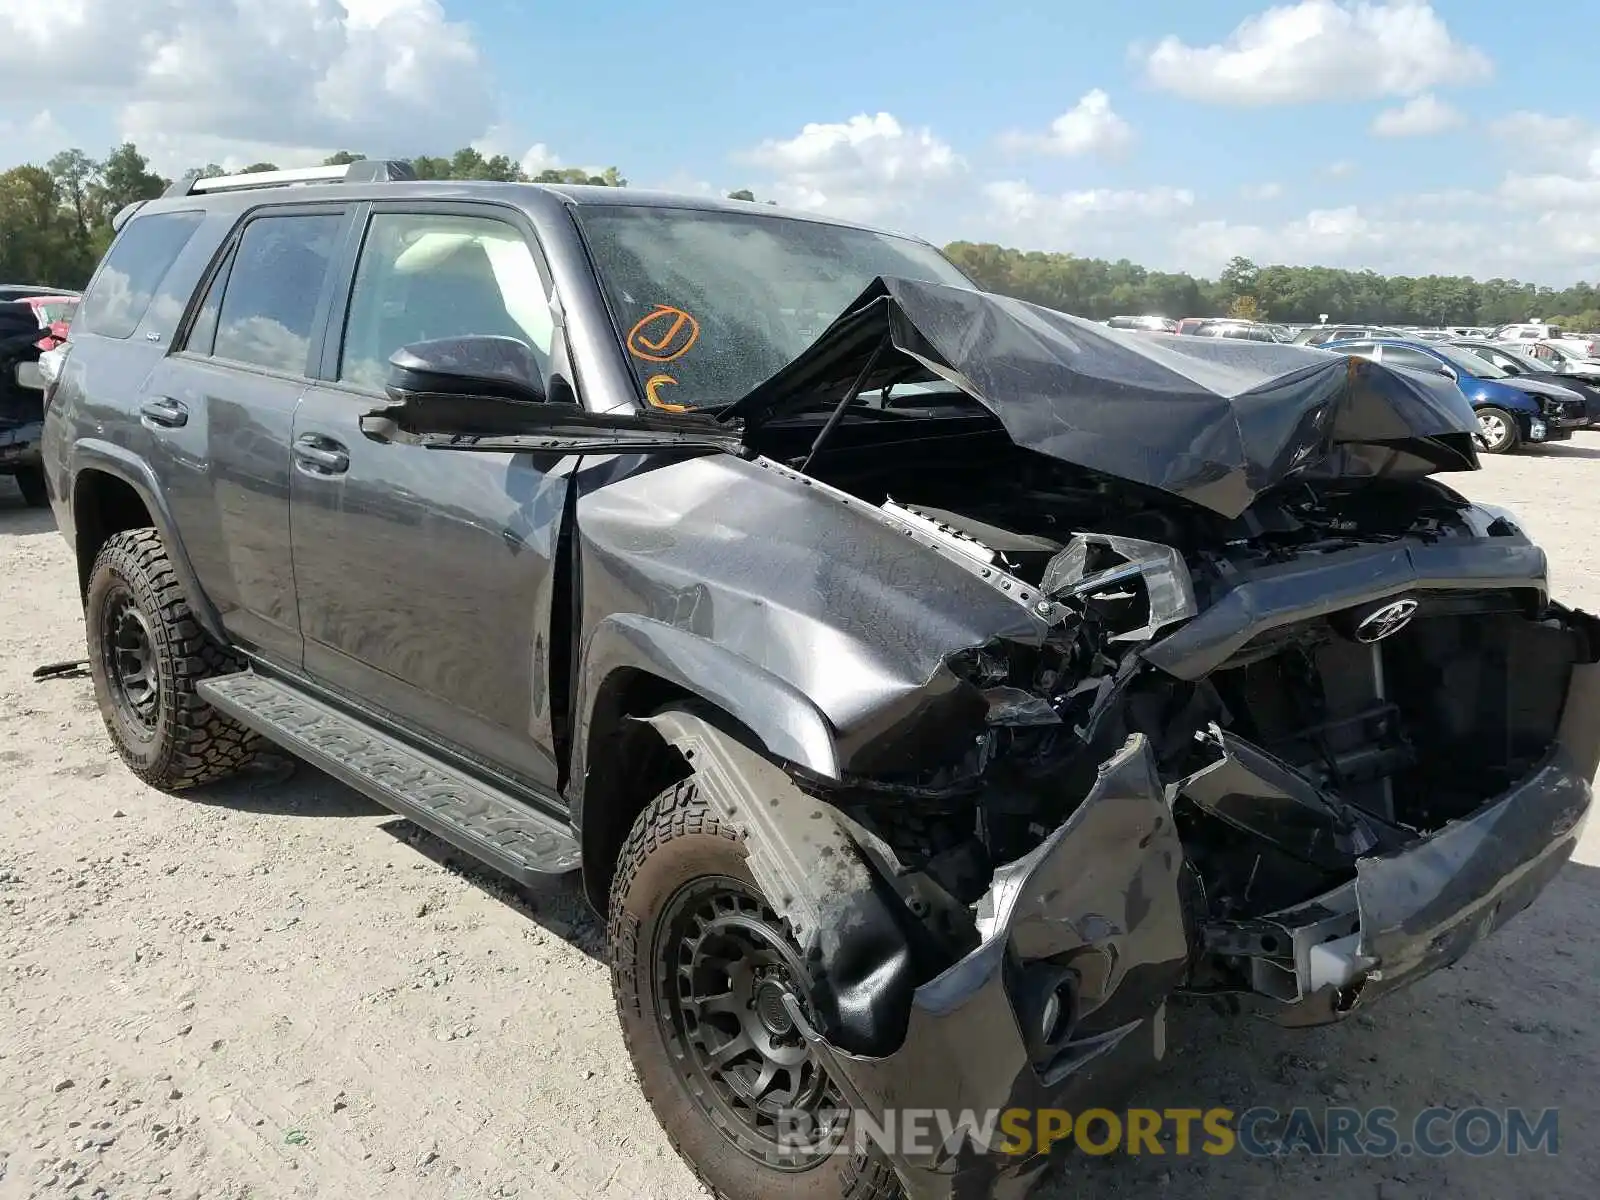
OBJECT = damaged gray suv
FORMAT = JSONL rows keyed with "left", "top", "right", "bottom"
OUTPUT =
{"left": 40, "top": 162, "right": 1600, "bottom": 1200}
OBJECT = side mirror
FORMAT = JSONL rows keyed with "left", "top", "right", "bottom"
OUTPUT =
{"left": 1438, "top": 364, "right": 1458, "bottom": 381}
{"left": 14, "top": 361, "right": 43, "bottom": 390}
{"left": 385, "top": 335, "right": 547, "bottom": 405}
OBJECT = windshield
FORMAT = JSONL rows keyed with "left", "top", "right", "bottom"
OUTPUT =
{"left": 1433, "top": 343, "right": 1507, "bottom": 377}
{"left": 574, "top": 205, "right": 973, "bottom": 409}
{"left": 1467, "top": 342, "right": 1543, "bottom": 372}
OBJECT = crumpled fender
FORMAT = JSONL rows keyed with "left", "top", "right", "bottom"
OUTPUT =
{"left": 641, "top": 707, "right": 942, "bottom": 1057}
{"left": 787, "top": 735, "right": 1191, "bottom": 1199}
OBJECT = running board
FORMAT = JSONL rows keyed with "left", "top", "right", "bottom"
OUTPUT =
{"left": 197, "top": 672, "right": 581, "bottom": 882}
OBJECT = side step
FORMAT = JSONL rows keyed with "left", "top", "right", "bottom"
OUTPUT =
{"left": 198, "top": 672, "right": 581, "bottom": 883}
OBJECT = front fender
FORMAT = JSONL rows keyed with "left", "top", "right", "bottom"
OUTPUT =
{"left": 69, "top": 438, "right": 227, "bottom": 644}
{"left": 572, "top": 612, "right": 841, "bottom": 790}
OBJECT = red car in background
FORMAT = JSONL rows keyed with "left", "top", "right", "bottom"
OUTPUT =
{"left": 21, "top": 294, "right": 78, "bottom": 348}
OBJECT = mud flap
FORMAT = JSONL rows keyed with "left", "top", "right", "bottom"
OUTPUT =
{"left": 784, "top": 735, "right": 1190, "bottom": 1200}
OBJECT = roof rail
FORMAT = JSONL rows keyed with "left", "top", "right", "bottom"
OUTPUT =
{"left": 162, "top": 158, "right": 417, "bottom": 199}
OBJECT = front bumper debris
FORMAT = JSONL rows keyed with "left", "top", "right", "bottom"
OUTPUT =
{"left": 791, "top": 735, "right": 1191, "bottom": 1200}
{"left": 1207, "top": 741, "right": 1593, "bottom": 1027}
{"left": 790, "top": 653, "right": 1599, "bottom": 1200}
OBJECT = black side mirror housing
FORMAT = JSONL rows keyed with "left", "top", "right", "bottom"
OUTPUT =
{"left": 386, "top": 335, "right": 547, "bottom": 405}
{"left": 1438, "top": 364, "right": 1458, "bottom": 381}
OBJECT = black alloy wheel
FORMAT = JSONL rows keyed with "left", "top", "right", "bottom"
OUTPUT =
{"left": 654, "top": 876, "right": 848, "bottom": 1169}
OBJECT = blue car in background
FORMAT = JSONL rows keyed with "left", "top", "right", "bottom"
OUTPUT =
{"left": 1322, "top": 336, "right": 1590, "bottom": 453}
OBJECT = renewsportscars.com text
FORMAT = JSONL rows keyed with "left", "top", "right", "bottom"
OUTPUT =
{"left": 773, "top": 1105, "right": 1560, "bottom": 1159}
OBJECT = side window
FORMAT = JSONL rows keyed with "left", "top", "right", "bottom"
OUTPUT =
{"left": 1381, "top": 346, "right": 1446, "bottom": 373}
{"left": 183, "top": 250, "right": 233, "bottom": 357}
{"left": 211, "top": 213, "right": 343, "bottom": 375}
{"left": 338, "top": 212, "right": 555, "bottom": 390}
{"left": 77, "top": 211, "right": 205, "bottom": 340}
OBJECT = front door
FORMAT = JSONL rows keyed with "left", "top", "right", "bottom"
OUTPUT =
{"left": 289, "top": 206, "right": 573, "bottom": 792}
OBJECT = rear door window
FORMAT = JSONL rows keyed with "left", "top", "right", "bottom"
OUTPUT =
{"left": 209, "top": 213, "right": 344, "bottom": 375}
{"left": 1378, "top": 345, "right": 1445, "bottom": 373}
{"left": 76, "top": 211, "right": 205, "bottom": 340}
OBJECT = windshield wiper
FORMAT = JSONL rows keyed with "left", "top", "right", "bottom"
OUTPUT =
{"left": 798, "top": 333, "right": 891, "bottom": 475}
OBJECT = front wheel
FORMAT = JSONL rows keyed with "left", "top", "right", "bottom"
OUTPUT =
{"left": 1474, "top": 407, "right": 1521, "bottom": 454}
{"left": 85, "top": 528, "right": 259, "bottom": 790}
{"left": 609, "top": 778, "right": 902, "bottom": 1200}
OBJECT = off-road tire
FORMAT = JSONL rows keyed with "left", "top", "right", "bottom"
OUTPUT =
{"left": 609, "top": 778, "right": 903, "bottom": 1200}
{"left": 85, "top": 528, "right": 258, "bottom": 790}
{"left": 1474, "top": 406, "right": 1520, "bottom": 454}
{"left": 13, "top": 466, "right": 47, "bottom": 508}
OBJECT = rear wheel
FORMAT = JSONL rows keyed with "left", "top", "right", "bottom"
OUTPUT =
{"left": 609, "top": 778, "right": 901, "bottom": 1200}
{"left": 1474, "top": 407, "right": 1520, "bottom": 454}
{"left": 85, "top": 528, "right": 259, "bottom": 790}
{"left": 12, "top": 465, "right": 47, "bottom": 508}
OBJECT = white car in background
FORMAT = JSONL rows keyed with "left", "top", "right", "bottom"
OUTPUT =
{"left": 1512, "top": 339, "right": 1600, "bottom": 380}
{"left": 1493, "top": 322, "right": 1600, "bottom": 358}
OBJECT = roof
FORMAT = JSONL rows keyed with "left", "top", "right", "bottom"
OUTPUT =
{"left": 125, "top": 176, "right": 927, "bottom": 246}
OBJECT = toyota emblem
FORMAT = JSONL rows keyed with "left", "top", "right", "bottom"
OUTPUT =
{"left": 1354, "top": 599, "right": 1419, "bottom": 643}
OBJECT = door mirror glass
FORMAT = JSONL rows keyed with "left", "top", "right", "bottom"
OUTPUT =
{"left": 386, "top": 335, "right": 548, "bottom": 405}
{"left": 14, "top": 361, "right": 43, "bottom": 390}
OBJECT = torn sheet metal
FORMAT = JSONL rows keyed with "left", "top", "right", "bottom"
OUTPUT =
{"left": 724, "top": 276, "right": 1481, "bottom": 518}
{"left": 790, "top": 735, "right": 1190, "bottom": 1200}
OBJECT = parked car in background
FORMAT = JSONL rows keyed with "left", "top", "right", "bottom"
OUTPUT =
{"left": 1, "top": 299, "right": 54, "bottom": 505}
{"left": 18, "top": 293, "right": 78, "bottom": 349}
{"left": 1494, "top": 323, "right": 1600, "bottom": 358}
{"left": 1453, "top": 339, "right": 1600, "bottom": 428}
{"left": 1324, "top": 336, "right": 1588, "bottom": 453}
{"left": 1191, "top": 318, "right": 1286, "bottom": 341}
{"left": 1105, "top": 314, "right": 1178, "bottom": 332}
{"left": 1519, "top": 339, "right": 1600, "bottom": 380}
{"left": 0, "top": 284, "right": 78, "bottom": 302}
{"left": 1293, "top": 323, "right": 1404, "bottom": 346}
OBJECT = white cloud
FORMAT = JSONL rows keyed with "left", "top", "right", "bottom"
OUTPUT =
{"left": 0, "top": 0, "right": 496, "bottom": 173}
{"left": 1489, "top": 110, "right": 1600, "bottom": 173}
{"left": 1371, "top": 92, "right": 1463, "bottom": 137}
{"left": 1141, "top": 1, "right": 1490, "bottom": 106}
{"left": 999, "top": 90, "right": 1133, "bottom": 158}
{"left": 1240, "top": 181, "right": 1284, "bottom": 200}
{"left": 1323, "top": 160, "right": 1358, "bottom": 178}
{"left": 983, "top": 180, "right": 1196, "bottom": 227}
{"left": 739, "top": 113, "right": 963, "bottom": 221}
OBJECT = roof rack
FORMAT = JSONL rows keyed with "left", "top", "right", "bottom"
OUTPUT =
{"left": 162, "top": 158, "right": 417, "bottom": 199}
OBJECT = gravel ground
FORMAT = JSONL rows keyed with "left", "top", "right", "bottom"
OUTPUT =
{"left": 2, "top": 448, "right": 1597, "bottom": 1200}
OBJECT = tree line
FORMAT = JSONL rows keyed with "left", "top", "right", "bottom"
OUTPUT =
{"left": 4, "top": 141, "right": 1598, "bottom": 331}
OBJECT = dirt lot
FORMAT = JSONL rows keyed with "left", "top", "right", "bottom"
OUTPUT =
{"left": 2, "top": 449, "right": 1598, "bottom": 1200}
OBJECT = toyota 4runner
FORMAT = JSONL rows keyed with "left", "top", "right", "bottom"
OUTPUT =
{"left": 40, "top": 161, "right": 1600, "bottom": 1200}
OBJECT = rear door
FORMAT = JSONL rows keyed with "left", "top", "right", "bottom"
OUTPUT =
{"left": 288, "top": 202, "right": 573, "bottom": 792}
{"left": 149, "top": 205, "right": 352, "bottom": 664}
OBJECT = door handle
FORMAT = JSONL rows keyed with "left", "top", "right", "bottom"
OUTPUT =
{"left": 293, "top": 434, "right": 349, "bottom": 475}
{"left": 139, "top": 396, "right": 188, "bottom": 428}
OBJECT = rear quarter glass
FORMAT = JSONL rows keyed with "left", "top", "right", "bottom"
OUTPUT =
{"left": 77, "top": 211, "right": 206, "bottom": 340}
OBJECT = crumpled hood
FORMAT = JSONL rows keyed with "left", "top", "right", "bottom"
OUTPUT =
{"left": 725, "top": 277, "right": 1481, "bottom": 519}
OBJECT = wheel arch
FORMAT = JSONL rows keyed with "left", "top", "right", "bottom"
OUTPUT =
{"left": 69, "top": 440, "right": 226, "bottom": 643}
{"left": 571, "top": 614, "right": 841, "bottom": 915}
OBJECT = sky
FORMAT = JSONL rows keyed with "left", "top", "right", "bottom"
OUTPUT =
{"left": 2, "top": 0, "right": 1598, "bottom": 286}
